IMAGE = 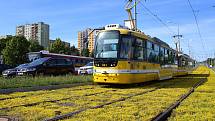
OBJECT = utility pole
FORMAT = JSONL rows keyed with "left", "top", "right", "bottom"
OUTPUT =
{"left": 188, "top": 39, "right": 192, "bottom": 58}
{"left": 172, "top": 25, "right": 182, "bottom": 67}
{"left": 173, "top": 25, "right": 183, "bottom": 53}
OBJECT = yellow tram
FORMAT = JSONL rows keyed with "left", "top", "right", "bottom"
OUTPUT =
{"left": 93, "top": 24, "right": 195, "bottom": 84}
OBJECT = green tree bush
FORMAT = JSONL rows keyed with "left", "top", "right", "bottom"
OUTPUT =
{"left": 70, "top": 45, "right": 80, "bottom": 56}
{"left": 2, "top": 36, "right": 30, "bottom": 66}
{"left": 29, "top": 39, "right": 44, "bottom": 52}
{"left": 49, "top": 38, "right": 71, "bottom": 54}
{"left": 81, "top": 48, "right": 90, "bottom": 57}
{"left": 90, "top": 50, "right": 94, "bottom": 58}
{"left": 0, "top": 36, "right": 12, "bottom": 54}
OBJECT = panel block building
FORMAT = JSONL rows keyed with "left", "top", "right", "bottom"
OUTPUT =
{"left": 16, "top": 22, "right": 49, "bottom": 48}
{"left": 78, "top": 28, "right": 100, "bottom": 54}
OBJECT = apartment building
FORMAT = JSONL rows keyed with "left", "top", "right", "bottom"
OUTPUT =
{"left": 16, "top": 22, "right": 49, "bottom": 48}
{"left": 78, "top": 28, "right": 100, "bottom": 54}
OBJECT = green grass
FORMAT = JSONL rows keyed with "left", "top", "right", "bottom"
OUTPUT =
{"left": 0, "top": 75, "right": 92, "bottom": 89}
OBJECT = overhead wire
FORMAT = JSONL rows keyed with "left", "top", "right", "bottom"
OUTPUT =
{"left": 187, "top": 0, "right": 207, "bottom": 57}
{"left": 138, "top": 0, "right": 208, "bottom": 60}
{"left": 139, "top": 1, "right": 176, "bottom": 36}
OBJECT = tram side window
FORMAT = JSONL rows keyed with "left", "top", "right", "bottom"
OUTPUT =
{"left": 120, "top": 36, "right": 133, "bottom": 59}
{"left": 173, "top": 52, "right": 177, "bottom": 64}
{"left": 164, "top": 48, "right": 171, "bottom": 64}
{"left": 180, "top": 58, "right": 188, "bottom": 67}
{"left": 169, "top": 51, "right": 175, "bottom": 64}
{"left": 143, "top": 41, "right": 147, "bottom": 61}
{"left": 154, "top": 44, "right": 159, "bottom": 63}
{"left": 147, "top": 41, "right": 157, "bottom": 63}
{"left": 159, "top": 47, "right": 165, "bottom": 64}
{"left": 134, "top": 39, "right": 144, "bottom": 60}
{"left": 164, "top": 49, "right": 174, "bottom": 64}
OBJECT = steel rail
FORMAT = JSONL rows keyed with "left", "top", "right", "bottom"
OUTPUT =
{"left": 44, "top": 88, "right": 159, "bottom": 121}
{"left": 0, "top": 89, "right": 116, "bottom": 111}
{"left": 152, "top": 72, "right": 207, "bottom": 121}
{"left": 44, "top": 73, "right": 204, "bottom": 121}
{"left": 0, "top": 86, "right": 95, "bottom": 101}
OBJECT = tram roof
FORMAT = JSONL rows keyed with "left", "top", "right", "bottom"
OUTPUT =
{"left": 101, "top": 28, "right": 172, "bottom": 50}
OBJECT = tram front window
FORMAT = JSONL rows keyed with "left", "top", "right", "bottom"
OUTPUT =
{"left": 95, "top": 31, "right": 119, "bottom": 59}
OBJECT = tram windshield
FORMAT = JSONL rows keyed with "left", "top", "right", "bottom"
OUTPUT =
{"left": 95, "top": 31, "right": 119, "bottom": 59}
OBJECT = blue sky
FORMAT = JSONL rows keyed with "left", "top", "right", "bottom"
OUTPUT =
{"left": 0, "top": 0, "right": 214, "bottom": 61}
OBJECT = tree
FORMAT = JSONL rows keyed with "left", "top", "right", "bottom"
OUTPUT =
{"left": 0, "top": 39, "right": 7, "bottom": 54}
{"left": 90, "top": 50, "right": 94, "bottom": 58}
{"left": 81, "top": 48, "right": 90, "bottom": 57}
{"left": 0, "top": 37, "right": 12, "bottom": 54}
{"left": 64, "top": 45, "right": 71, "bottom": 55}
{"left": 70, "top": 45, "right": 80, "bottom": 56}
{"left": 28, "top": 39, "right": 44, "bottom": 52}
{"left": 2, "top": 36, "right": 30, "bottom": 66}
{"left": 49, "top": 38, "right": 71, "bottom": 54}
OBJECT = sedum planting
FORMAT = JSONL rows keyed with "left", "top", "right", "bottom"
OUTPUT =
{"left": 169, "top": 66, "right": 215, "bottom": 121}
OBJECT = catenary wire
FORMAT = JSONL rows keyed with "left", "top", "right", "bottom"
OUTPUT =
{"left": 187, "top": 0, "right": 207, "bottom": 57}
{"left": 139, "top": 1, "right": 176, "bottom": 36}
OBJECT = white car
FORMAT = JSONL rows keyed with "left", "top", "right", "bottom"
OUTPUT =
{"left": 78, "top": 62, "right": 93, "bottom": 75}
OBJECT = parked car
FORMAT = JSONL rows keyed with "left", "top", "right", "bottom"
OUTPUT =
{"left": 17, "top": 57, "right": 75, "bottom": 76}
{"left": 0, "top": 64, "right": 13, "bottom": 75}
{"left": 78, "top": 62, "right": 93, "bottom": 75}
{"left": 2, "top": 63, "right": 28, "bottom": 77}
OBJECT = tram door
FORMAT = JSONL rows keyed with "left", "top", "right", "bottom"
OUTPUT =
{"left": 159, "top": 48, "right": 173, "bottom": 80}
{"left": 121, "top": 36, "right": 135, "bottom": 82}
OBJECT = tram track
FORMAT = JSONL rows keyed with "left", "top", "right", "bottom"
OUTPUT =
{"left": 0, "top": 76, "right": 183, "bottom": 111}
{"left": 0, "top": 77, "right": 181, "bottom": 121}
{"left": 44, "top": 77, "right": 194, "bottom": 121}
{"left": 0, "top": 86, "right": 95, "bottom": 101}
{"left": 0, "top": 82, "right": 93, "bottom": 94}
{"left": 0, "top": 88, "right": 117, "bottom": 111}
{"left": 0, "top": 71, "right": 207, "bottom": 121}
{"left": 44, "top": 87, "right": 160, "bottom": 121}
{"left": 152, "top": 71, "right": 208, "bottom": 121}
